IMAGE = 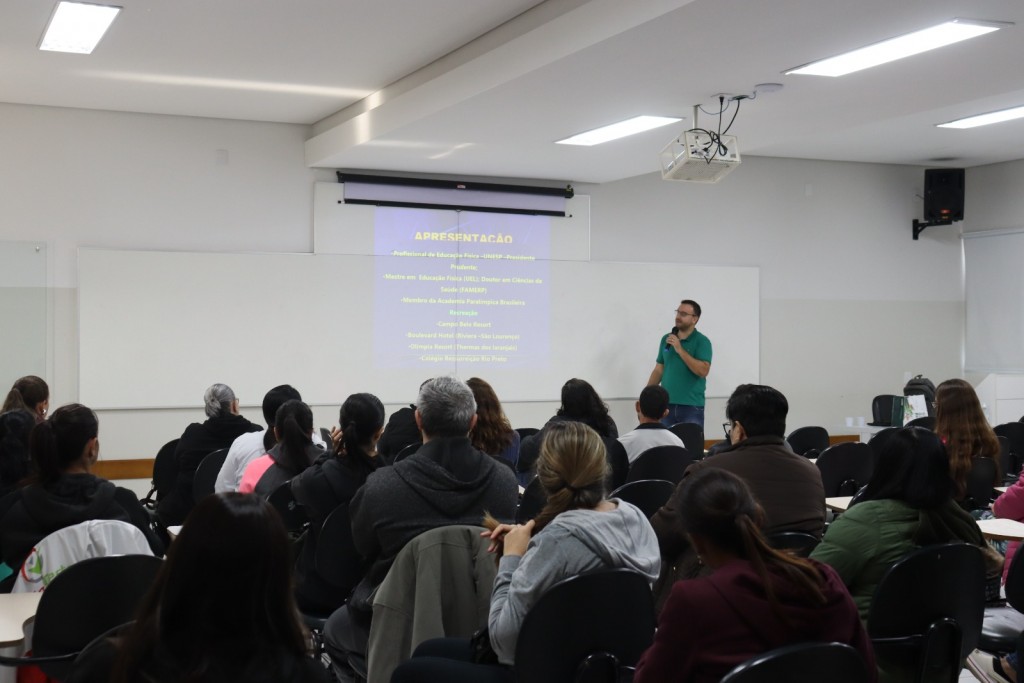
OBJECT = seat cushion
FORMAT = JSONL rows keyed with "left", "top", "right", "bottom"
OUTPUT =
{"left": 979, "top": 606, "right": 1024, "bottom": 653}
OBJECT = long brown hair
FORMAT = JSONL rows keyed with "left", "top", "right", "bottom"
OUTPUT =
{"left": 678, "top": 468, "right": 826, "bottom": 624}
{"left": 467, "top": 377, "right": 514, "bottom": 456}
{"left": 531, "top": 421, "right": 607, "bottom": 533}
{"left": 934, "top": 378, "right": 1000, "bottom": 498}
{"left": 113, "top": 494, "right": 309, "bottom": 682}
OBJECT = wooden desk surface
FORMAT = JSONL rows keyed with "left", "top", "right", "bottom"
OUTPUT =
{"left": 978, "top": 518, "right": 1024, "bottom": 542}
{"left": 825, "top": 496, "right": 852, "bottom": 512}
{"left": 0, "top": 592, "right": 41, "bottom": 647}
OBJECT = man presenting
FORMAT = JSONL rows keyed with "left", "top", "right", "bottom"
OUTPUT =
{"left": 647, "top": 299, "right": 712, "bottom": 427}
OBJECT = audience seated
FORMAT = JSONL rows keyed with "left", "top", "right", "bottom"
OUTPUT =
{"left": 0, "top": 404, "right": 162, "bottom": 590}
{"left": 467, "top": 377, "right": 520, "bottom": 470}
{"left": 156, "top": 383, "right": 260, "bottom": 527}
{"left": 239, "top": 399, "right": 319, "bottom": 497}
{"left": 634, "top": 468, "right": 875, "bottom": 683}
{"left": 67, "top": 493, "right": 327, "bottom": 683}
{"left": 214, "top": 384, "right": 325, "bottom": 493}
{"left": 323, "top": 376, "right": 518, "bottom": 677}
{"left": 649, "top": 384, "right": 825, "bottom": 610}
{"left": 0, "top": 409, "right": 34, "bottom": 497}
{"left": 2, "top": 375, "right": 49, "bottom": 423}
{"left": 390, "top": 420, "right": 660, "bottom": 683}
{"left": 618, "top": 385, "right": 685, "bottom": 463}
{"left": 376, "top": 380, "right": 430, "bottom": 463}
{"left": 518, "top": 378, "right": 619, "bottom": 475}
{"left": 810, "top": 427, "right": 1002, "bottom": 619}
{"left": 996, "top": 472, "right": 1024, "bottom": 586}
{"left": 291, "top": 392, "right": 385, "bottom": 614}
{"left": 934, "top": 378, "right": 1001, "bottom": 502}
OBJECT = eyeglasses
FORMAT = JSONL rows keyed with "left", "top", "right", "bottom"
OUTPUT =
{"left": 675, "top": 310, "right": 695, "bottom": 317}
{"left": 723, "top": 421, "right": 734, "bottom": 438}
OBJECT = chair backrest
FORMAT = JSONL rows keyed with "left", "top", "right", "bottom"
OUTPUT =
{"left": 997, "top": 436, "right": 1015, "bottom": 483}
{"left": 995, "top": 423, "right": 1024, "bottom": 479}
{"left": 30, "top": 554, "right": 164, "bottom": 679}
{"left": 904, "top": 415, "right": 935, "bottom": 430}
{"left": 720, "top": 641, "right": 869, "bottom": 683}
{"left": 369, "top": 525, "right": 495, "bottom": 683}
{"left": 516, "top": 427, "right": 540, "bottom": 440}
{"left": 814, "top": 442, "right": 874, "bottom": 497}
{"left": 867, "top": 543, "right": 985, "bottom": 683}
{"left": 870, "top": 395, "right": 903, "bottom": 427}
{"left": 626, "top": 445, "right": 695, "bottom": 485}
{"left": 962, "top": 457, "right": 997, "bottom": 511}
{"left": 514, "top": 569, "right": 656, "bottom": 683}
{"left": 266, "top": 480, "right": 310, "bottom": 533}
{"left": 765, "top": 531, "right": 820, "bottom": 558}
{"left": 786, "top": 426, "right": 830, "bottom": 458}
{"left": 12, "top": 519, "right": 155, "bottom": 593}
{"left": 142, "top": 438, "right": 180, "bottom": 507}
{"left": 316, "top": 504, "right": 363, "bottom": 590}
{"left": 601, "top": 436, "right": 629, "bottom": 491}
{"left": 610, "top": 479, "right": 675, "bottom": 519}
{"left": 517, "top": 476, "right": 547, "bottom": 523}
{"left": 192, "top": 447, "right": 229, "bottom": 502}
{"left": 668, "top": 422, "right": 705, "bottom": 458}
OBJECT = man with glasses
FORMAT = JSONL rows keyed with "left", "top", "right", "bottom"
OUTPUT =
{"left": 647, "top": 299, "right": 712, "bottom": 428}
{"left": 648, "top": 384, "right": 825, "bottom": 611}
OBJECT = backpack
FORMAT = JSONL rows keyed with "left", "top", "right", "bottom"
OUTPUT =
{"left": 903, "top": 375, "right": 937, "bottom": 417}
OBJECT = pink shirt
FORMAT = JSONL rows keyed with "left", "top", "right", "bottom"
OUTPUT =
{"left": 238, "top": 454, "right": 274, "bottom": 494}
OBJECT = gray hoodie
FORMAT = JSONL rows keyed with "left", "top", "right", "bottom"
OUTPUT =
{"left": 488, "top": 499, "right": 661, "bottom": 664}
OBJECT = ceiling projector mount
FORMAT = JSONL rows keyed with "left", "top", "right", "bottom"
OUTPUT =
{"left": 660, "top": 95, "right": 744, "bottom": 183}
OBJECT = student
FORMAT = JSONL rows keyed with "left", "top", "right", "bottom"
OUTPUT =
{"left": 0, "top": 404, "right": 162, "bottom": 585}
{"left": 2, "top": 375, "right": 49, "bottom": 423}
{"left": 238, "top": 399, "right": 318, "bottom": 498}
{"left": 0, "top": 409, "right": 34, "bottom": 497}
{"left": 291, "top": 392, "right": 385, "bottom": 614}
{"left": 634, "top": 468, "right": 874, "bottom": 683}
{"left": 391, "top": 421, "right": 660, "bottom": 683}
{"left": 618, "top": 385, "right": 685, "bottom": 464}
{"left": 67, "top": 493, "right": 327, "bottom": 683}
{"left": 467, "top": 377, "right": 520, "bottom": 470}
{"left": 934, "top": 378, "right": 1001, "bottom": 501}
{"left": 810, "top": 427, "right": 1001, "bottom": 620}
{"left": 157, "top": 383, "right": 260, "bottom": 527}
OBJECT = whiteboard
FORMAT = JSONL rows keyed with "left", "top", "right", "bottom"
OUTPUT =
{"left": 79, "top": 248, "right": 758, "bottom": 409}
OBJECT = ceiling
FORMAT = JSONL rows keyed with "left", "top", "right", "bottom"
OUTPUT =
{"left": 4, "top": 0, "right": 1024, "bottom": 183}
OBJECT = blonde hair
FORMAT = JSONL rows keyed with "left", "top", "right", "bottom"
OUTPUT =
{"left": 532, "top": 421, "right": 608, "bottom": 532}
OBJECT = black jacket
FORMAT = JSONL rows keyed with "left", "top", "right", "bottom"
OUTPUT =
{"left": 0, "top": 473, "right": 163, "bottom": 577}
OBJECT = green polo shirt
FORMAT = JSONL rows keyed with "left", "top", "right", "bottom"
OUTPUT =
{"left": 655, "top": 328, "right": 712, "bottom": 406}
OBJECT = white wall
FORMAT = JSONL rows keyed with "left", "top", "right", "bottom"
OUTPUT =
{"left": 0, "top": 101, "right": 971, "bottom": 467}
{"left": 965, "top": 159, "right": 1024, "bottom": 234}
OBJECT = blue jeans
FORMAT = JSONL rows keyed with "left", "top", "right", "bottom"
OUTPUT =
{"left": 662, "top": 404, "right": 704, "bottom": 428}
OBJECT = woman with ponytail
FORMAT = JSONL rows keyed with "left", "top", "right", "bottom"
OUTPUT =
{"left": 0, "top": 404, "right": 162, "bottom": 585}
{"left": 239, "top": 400, "right": 319, "bottom": 497}
{"left": 290, "top": 393, "right": 385, "bottom": 613}
{"left": 2, "top": 375, "right": 49, "bottom": 422}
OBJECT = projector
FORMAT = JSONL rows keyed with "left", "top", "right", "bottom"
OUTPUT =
{"left": 660, "top": 130, "right": 741, "bottom": 183}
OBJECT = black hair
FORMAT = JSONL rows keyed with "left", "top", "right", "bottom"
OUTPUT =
{"left": 860, "top": 427, "right": 952, "bottom": 510}
{"left": 262, "top": 385, "right": 302, "bottom": 451}
{"left": 30, "top": 403, "right": 98, "bottom": 484}
{"left": 3, "top": 376, "right": 49, "bottom": 416}
{"left": 638, "top": 385, "right": 670, "bottom": 420}
{"left": 274, "top": 400, "right": 314, "bottom": 476}
{"left": 725, "top": 384, "right": 788, "bottom": 438}
{"left": 338, "top": 393, "right": 385, "bottom": 459}
{"left": 112, "top": 493, "right": 309, "bottom": 682}
{"left": 680, "top": 299, "right": 702, "bottom": 319}
{"left": 0, "top": 410, "right": 35, "bottom": 491}
{"left": 557, "top": 378, "right": 615, "bottom": 438}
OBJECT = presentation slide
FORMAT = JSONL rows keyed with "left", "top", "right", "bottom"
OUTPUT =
{"left": 373, "top": 208, "right": 550, "bottom": 369}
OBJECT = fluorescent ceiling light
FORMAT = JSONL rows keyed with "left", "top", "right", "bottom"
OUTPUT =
{"left": 40, "top": 2, "right": 121, "bottom": 54}
{"left": 556, "top": 116, "right": 681, "bottom": 146}
{"left": 938, "top": 105, "right": 1024, "bottom": 129}
{"left": 786, "top": 19, "right": 1007, "bottom": 77}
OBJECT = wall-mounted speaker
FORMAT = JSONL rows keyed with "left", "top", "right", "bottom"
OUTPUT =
{"left": 924, "top": 168, "right": 965, "bottom": 222}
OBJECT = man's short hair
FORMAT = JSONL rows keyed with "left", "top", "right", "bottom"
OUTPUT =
{"left": 417, "top": 376, "right": 477, "bottom": 438}
{"left": 262, "top": 385, "right": 302, "bottom": 426}
{"left": 638, "top": 385, "right": 670, "bottom": 420}
{"left": 680, "top": 299, "right": 702, "bottom": 319}
{"left": 725, "top": 384, "right": 787, "bottom": 438}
